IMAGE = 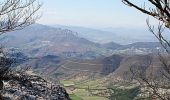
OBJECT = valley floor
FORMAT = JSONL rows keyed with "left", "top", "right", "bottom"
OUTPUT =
{"left": 59, "top": 79, "right": 140, "bottom": 100}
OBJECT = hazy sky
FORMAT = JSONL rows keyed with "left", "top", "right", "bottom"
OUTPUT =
{"left": 38, "top": 0, "right": 156, "bottom": 28}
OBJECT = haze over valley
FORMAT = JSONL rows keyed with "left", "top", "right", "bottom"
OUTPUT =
{"left": 1, "top": 23, "right": 168, "bottom": 100}
{"left": 1, "top": 0, "right": 170, "bottom": 100}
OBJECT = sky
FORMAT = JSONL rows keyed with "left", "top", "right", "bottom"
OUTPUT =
{"left": 38, "top": 0, "right": 156, "bottom": 28}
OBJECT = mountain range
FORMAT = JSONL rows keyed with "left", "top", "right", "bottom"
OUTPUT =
{"left": 0, "top": 24, "right": 107, "bottom": 57}
{"left": 1, "top": 23, "right": 167, "bottom": 97}
{"left": 0, "top": 24, "right": 164, "bottom": 58}
{"left": 0, "top": 23, "right": 165, "bottom": 81}
{"left": 51, "top": 25, "right": 160, "bottom": 44}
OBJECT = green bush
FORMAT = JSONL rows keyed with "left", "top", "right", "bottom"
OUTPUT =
{"left": 110, "top": 87, "right": 140, "bottom": 100}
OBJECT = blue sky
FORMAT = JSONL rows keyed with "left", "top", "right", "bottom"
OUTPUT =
{"left": 38, "top": 0, "right": 155, "bottom": 28}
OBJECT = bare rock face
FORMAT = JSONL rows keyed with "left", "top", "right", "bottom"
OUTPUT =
{"left": 0, "top": 69, "right": 70, "bottom": 100}
{"left": 0, "top": 46, "right": 71, "bottom": 100}
{"left": 0, "top": 50, "right": 70, "bottom": 100}
{"left": 3, "top": 81, "right": 70, "bottom": 100}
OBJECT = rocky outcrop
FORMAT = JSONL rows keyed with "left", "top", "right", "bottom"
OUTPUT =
{"left": 1, "top": 71, "right": 70, "bottom": 100}
{"left": 2, "top": 81, "right": 70, "bottom": 100}
{"left": 0, "top": 50, "right": 70, "bottom": 100}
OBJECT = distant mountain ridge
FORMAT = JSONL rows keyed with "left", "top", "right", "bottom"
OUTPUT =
{"left": 0, "top": 24, "right": 109, "bottom": 57}
{"left": 0, "top": 24, "right": 164, "bottom": 58}
{"left": 51, "top": 24, "right": 159, "bottom": 44}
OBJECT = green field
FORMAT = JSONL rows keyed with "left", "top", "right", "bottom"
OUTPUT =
{"left": 60, "top": 79, "right": 109, "bottom": 100}
{"left": 70, "top": 94, "right": 83, "bottom": 100}
{"left": 60, "top": 79, "right": 140, "bottom": 100}
{"left": 71, "top": 89, "right": 108, "bottom": 100}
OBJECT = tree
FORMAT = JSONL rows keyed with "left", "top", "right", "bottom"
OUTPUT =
{"left": 122, "top": 0, "right": 170, "bottom": 26}
{"left": 0, "top": 0, "right": 41, "bottom": 35}
{"left": 0, "top": 1, "right": 71, "bottom": 99}
{"left": 122, "top": 0, "right": 170, "bottom": 99}
{"left": 0, "top": 0, "right": 41, "bottom": 99}
{"left": 122, "top": 0, "right": 170, "bottom": 52}
{"left": 0, "top": 1, "right": 70, "bottom": 99}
